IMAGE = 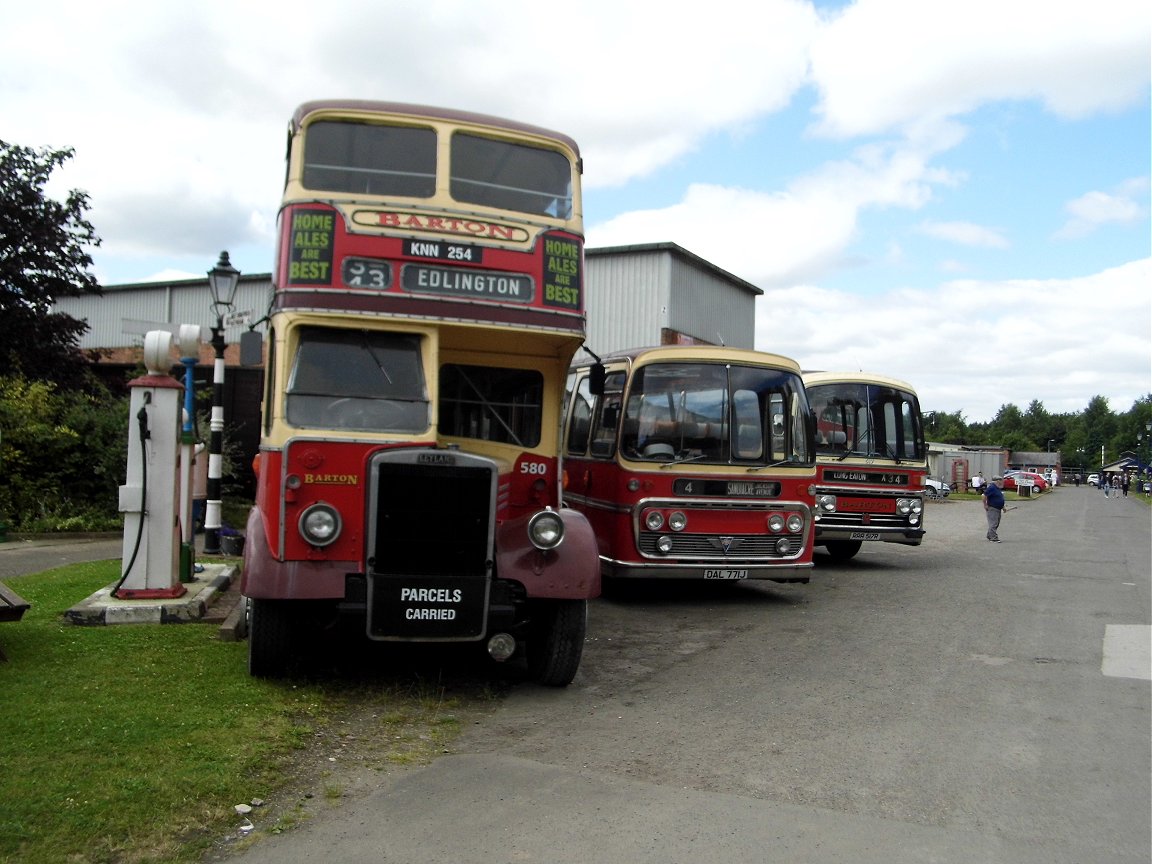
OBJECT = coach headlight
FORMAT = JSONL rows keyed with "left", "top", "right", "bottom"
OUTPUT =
{"left": 299, "top": 502, "right": 342, "bottom": 547}
{"left": 816, "top": 494, "right": 837, "bottom": 513}
{"left": 528, "top": 508, "right": 564, "bottom": 551}
{"left": 786, "top": 513, "right": 804, "bottom": 533}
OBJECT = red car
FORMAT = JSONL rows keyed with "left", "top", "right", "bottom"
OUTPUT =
{"left": 1002, "top": 471, "right": 1048, "bottom": 492}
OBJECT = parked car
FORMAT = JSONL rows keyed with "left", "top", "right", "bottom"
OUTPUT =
{"left": 1002, "top": 471, "right": 1048, "bottom": 492}
{"left": 923, "top": 478, "right": 951, "bottom": 498}
{"left": 1087, "top": 473, "right": 1100, "bottom": 487}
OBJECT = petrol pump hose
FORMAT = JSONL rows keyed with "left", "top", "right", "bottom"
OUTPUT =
{"left": 112, "top": 394, "right": 151, "bottom": 596}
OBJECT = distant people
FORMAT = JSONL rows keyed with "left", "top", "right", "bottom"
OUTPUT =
{"left": 982, "top": 476, "right": 1005, "bottom": 543}
{"left": 1074, "top": 473, "right": 1080, "bottom": 487}
{"left": 1120, "top": 475, "right": 1129, "bottom": 497}
{"left": 972, "top": 473, "right": 985, "bottom": 493}
{"left": 1102, "top": 474, "right": 1110, "bottom": 497}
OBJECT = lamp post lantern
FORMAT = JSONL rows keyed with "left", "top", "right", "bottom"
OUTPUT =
{"left": 203, "top": 251, "right": 240, "bottom": 555}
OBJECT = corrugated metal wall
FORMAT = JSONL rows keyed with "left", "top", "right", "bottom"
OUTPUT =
{"left": 584, "top": 249, "right": 669, "bottom": 356}
{"left": 55, "top": 275, "right": 273, "bottom": 349}
{"left": 582, "top": 243, "right": 759, "bottom": 360}
{"left": 60, "top": 244, "right": 758, "bottom": 362}
{"left": 668, "top": 257, "right": 755, "bottom": 349}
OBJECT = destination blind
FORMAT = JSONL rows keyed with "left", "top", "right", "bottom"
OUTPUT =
{"left": 401, "top": 263, "right": 534, "bottom": 303}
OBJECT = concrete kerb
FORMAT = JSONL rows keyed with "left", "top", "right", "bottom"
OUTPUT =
{"left": 65, "top": 563, "right": 241, "bottom": 634}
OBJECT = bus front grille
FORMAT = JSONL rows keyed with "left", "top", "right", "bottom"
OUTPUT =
{"left": 369, "top": 458, "right": 494, "bottom": 577}
{"left": 637, "top": 532, "right": 805, "bottom": 559}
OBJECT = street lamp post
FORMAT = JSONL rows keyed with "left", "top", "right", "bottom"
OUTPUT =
{"left": 203, "top": 251, "right": 240, "bottom": 555}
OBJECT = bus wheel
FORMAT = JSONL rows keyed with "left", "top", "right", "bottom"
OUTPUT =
{"left": 248, "top": 599, "right": 293, "bottom": 678}
{"left": 527, "top": 599, "right": 587, "bottom": 687}
{"left": 824, "top": 540, "right": 862, "bottom": 561}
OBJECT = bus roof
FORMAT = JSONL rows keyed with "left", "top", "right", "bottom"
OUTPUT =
{"left": 291, "top": 100, "right": 581, "bottom": 159}
{"left": 575, "top": 344, "right": 802, "bottom": 374}
{"left": 802, "top": 370, "right": 919, "bottom": 394}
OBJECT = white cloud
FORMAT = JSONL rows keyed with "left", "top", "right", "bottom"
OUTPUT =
{"left": 1055, "top": 177, "right": 1151, "bottom": 239}
{"left": 917, "top": 221, "right": 1009, "bottom": 249}
{"left": 809, "top": 0, "right": 1152, "bottom": 138}
{"left": 756, "top": 258, "right": 1152, "bottom": 422}
{"left": 589, "top": 133, "right": 963, "bottom": 287}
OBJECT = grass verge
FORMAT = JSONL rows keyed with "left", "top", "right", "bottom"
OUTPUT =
{"left": 0, "top": 560, "right": 493, "bottom": 864}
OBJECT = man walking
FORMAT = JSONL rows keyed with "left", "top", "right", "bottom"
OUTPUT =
{"left": 983, "top": 475, "right": 1005, "bottom": 542}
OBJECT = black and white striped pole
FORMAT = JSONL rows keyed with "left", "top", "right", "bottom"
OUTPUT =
{"left": 203, "top": 251, "right": 240, "bottom": 555}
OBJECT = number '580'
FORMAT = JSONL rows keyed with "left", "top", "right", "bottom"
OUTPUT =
{"left": 520, "top": 462, "right": 548, "bottom": 475}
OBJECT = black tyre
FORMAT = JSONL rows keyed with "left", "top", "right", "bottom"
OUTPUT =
{"left": 527, "top": 599, "right": 587, "bottom": 687}
{"left": 824, "top": 539, "right": 863, "bottom": 561}
{"left": 248, "top": 598, "right": 293, "bottom": 678}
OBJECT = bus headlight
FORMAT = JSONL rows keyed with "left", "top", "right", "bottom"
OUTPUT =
{"left": 768, "top": 514, "right": 785, "bottom": 533}
{"left": 668, "top": 511, "right": 687, "bottom": 531}
{"left": 528, "top": 508, "right": 564, "bottom": 550}
{"left": 816, "top": 494, "right": 837, "bottom": 512}
{"left": 786, "top": 513, "right": 804, "bottom": 533}
{"left": 896, "top": 497, "right": 924, "bottom": 515}
{"left": 299, "top": 503, "right": 342, "bottom": 547}
{"left": 656, "top": 535, "right": 674, "bottom": 554}
{"left": 644, "top": 510, "right": 665, "bottom": 531}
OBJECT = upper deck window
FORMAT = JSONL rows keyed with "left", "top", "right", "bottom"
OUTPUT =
{"left": 302, "top": 120, "right": 436, "bottom": 197}
{"left": 450, "top": 133, "right": 573, "bottom": 218}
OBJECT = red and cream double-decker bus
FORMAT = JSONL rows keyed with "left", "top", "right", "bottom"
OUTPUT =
{"left": 802, "top": 371, "right": 927, "bottom": 561}
{"left": 241, "top": 100, "right": 598, "bottom": 685}
{"left": 563, "top": 346, "right": 816, "bottom": 583}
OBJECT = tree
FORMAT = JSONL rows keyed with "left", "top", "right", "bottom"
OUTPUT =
{"left": 1080, "top": 395, "right": 1117, "bottom": 466}
{"left": 0, "top": 140, "right": 102, "bottom": 388}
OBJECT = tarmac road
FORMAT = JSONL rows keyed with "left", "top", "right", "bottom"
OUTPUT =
{"left": 5, "top": 493, "right": 1148, "bottom": 864}
{"left": 214, "top": 487, "right": 1150, "bottom": 864}
{"left": 0, "top": 534, "right": 123, "bottom": 580}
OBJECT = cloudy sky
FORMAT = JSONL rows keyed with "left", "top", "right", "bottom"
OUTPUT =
{"left": 3, "top": 0, "right": 1148, "bottom": 422}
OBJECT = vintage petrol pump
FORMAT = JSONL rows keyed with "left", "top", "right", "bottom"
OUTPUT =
{"left": 115, "top": 330, "right": 185, "bottom": 599}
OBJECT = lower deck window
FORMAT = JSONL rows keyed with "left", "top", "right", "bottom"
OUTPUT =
{"left": 438, "top": 364, "right": 543, "bottom": 447}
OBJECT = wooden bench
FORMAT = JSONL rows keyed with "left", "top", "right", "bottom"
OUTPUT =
{"left": 0, "top": 581, "right": 31, "bottom": 662}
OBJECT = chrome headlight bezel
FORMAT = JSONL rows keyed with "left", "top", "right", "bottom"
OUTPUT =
{"left": 816, "top": 494, "right": 837, "bottom": 513}
{"left": 298, "top": 502, "right": 342, "bottom": 547}
{"left": 528, "top": 508, "right": 564, "bottom": 551}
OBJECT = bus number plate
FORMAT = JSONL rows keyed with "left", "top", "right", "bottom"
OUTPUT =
{"left": 704, "top": 569, "right": 748, "bottom": 580}
{"left": 850, "top": 532, "right": 880, "bottom": 541}
{"left": 404, "top": 239, "right": 482, "bottom": 263}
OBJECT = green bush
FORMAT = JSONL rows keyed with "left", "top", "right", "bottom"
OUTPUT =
{"left": 0, "top": 374, "right": 129, "bottom": 531}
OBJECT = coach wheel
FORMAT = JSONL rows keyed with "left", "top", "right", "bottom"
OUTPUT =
{"left": 248, "top": 598, "right": 294, "bottom": 678}
{"left": 824, "top": 540, "right": 863, "bottom": 561}
{"left": 527, "top": 599, "right": 587, "bottom": 687}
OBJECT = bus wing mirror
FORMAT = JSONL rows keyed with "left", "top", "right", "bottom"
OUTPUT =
{"left": 240, "top": 330, "right": 264, "bottom": 366}
{"left": 589, "top": 363, "right": 606, "bottom": 396}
